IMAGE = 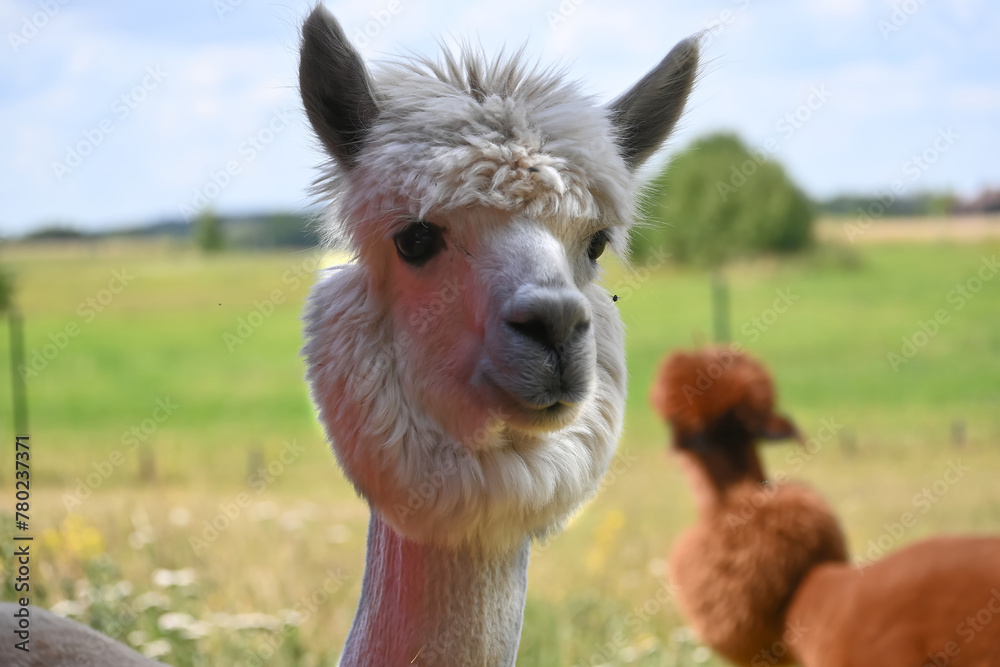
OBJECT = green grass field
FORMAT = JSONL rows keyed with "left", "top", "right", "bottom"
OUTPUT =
{"left": 1, "top": 236, "right": 999, "bottom": 666}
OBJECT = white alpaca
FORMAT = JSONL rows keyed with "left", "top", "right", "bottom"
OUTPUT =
{"left": 0, "top": 6, "right": 697, "bottom": 665}
{"left": 299, "top": 5, "right": 698, "bottom": 664}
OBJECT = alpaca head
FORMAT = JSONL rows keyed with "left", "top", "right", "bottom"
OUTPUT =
{"left": 650, "top": 347, "right": 799, "bottom": 485}
{"left": 300, "top": 6, "right": 698, "bottom": 550}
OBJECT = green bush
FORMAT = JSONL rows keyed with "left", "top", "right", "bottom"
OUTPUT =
{"left": 195, "top": 210, "right": 225, "bottom": 253}
{"left": 633, "top": 133, "right": 814, "bottom": 265}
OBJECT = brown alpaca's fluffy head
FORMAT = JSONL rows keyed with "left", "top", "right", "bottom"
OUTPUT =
{"left": 650, "top": 346, "right": 798, "bottom": 454}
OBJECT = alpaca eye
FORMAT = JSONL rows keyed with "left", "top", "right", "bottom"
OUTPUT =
{"left": 394, "top": 221, "right": 444, "bottom": 266}
{"left": 587, "top": 229, "right": 609, "bottom": 262}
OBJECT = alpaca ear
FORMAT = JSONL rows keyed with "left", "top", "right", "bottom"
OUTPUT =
{"left": 608, "top": 37, "right": 700, "bottom": 170}
{"left": 299, "top": 6, "right": 379, "bottom": 169}
{"left": 758, "top": 413, "right": 800, "bottom": 442}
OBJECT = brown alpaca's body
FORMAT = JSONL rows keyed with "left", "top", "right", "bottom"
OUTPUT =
{"left": 670, "top": 476, "right": 846, "bottom": 666}
{"left": 654, "top": 347, "right": 1000, "bottom": 667}
{"left": 788, "top": 536, "right": 1000, "bottom": 667}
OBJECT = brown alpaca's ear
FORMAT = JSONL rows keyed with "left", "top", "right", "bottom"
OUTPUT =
{"left": 607, "top": 36, "right": 700, "bottom": 170}
{"left": 299, "top": 5, "right": 379, "bottom": 169}
{"left": 757, "top": 413, "right": 800, "bottom": 442}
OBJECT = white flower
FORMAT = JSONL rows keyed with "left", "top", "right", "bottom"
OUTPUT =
{"left": 152, "top": 568, "right": 197, "bottom": 588}
{"left": 693, "top": 646, "right": 712, "bottom": 663}
{"left": 113, "top": 580, "right": 135, "bottom": 599}
{"left": 220, "top": 612, "right": 282, "bottom": 631}
{"left": 128, "top": 529, "right": 155, "bottom": 550}
{"left": 158, "top": 612, "right": 212, "bottom": 639}
{"left": 327, "top": 524, "right": 351, "bottom": 544}
{"left": 158, "top": 612, "right": 198, "bottom": 632}
{"left": 646, "top": 557, "right": 667, "bottom": 577}
{"left": 181, "top": 621, "right": 213, "bottom": 640}
{"left": 135, "top": 591, "right": 170, "bottom": 611}
{"left": 279, "top": 609, "right": 304, "bottom": 627}
{"left": 251, "top": 500, "right": 279, "bottom": 521}
{"left": 49, "top": 600, "right": 84, "bottom": 617}
{"left": 142, "top": 639, "right": 172, "bottom": 658}
{"left": 127, "top": 631, "right": 147, "bottom": 647}
{"left": 168, "top": 507, "right": 191, "bottom": 527}
{"left": 671, "top": 626, "right": 694, "bottom": 644}
{"left": 279, "top": 511, "right": 304, "bottom": 532}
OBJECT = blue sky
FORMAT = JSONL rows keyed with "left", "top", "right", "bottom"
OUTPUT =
{"left": 1, "top": 0, "right": 997, "bottom": 234}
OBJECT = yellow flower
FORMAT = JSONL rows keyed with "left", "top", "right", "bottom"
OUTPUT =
{"left": 586, "top": 510, "right": 626, "bottom": 574}
{"left": 44, "top": 515, "right": 105, "bottom": 561}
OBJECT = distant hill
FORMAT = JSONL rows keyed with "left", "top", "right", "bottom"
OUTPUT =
{"left": 19, "top": 212, "right": 322, "bottom": 248}
{"left": 817, "top": 187, "right": 1000, "bottom": 218}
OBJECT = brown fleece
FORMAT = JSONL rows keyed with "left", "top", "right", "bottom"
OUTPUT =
{"left": 788, "top": 536, "right": 1000, "bottom": 667}
{"left": 670, "top": 479, "right": 847, "bottom": 666}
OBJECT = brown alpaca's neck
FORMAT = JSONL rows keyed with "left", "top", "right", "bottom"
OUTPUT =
{"left": 674, "top": 441, "right": 766, "bottom": 515}
{"left": 340, "top": 513, "right": 530, "bottom": 667}
{"left": 669, "top": 464, "right": 849, "bottom": 666}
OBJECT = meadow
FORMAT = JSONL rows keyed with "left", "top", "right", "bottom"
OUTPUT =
{"left": 1, "top": 228, "right": 999, "bottom": 666}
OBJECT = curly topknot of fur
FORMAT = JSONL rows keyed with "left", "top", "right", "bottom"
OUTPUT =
{"left": 650, "top": 346, "right": 779, "bottom": 444}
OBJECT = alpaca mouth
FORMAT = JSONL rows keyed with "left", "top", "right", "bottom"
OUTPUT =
{"left": 480, "top": 371, "right": 584, "bottom": 431}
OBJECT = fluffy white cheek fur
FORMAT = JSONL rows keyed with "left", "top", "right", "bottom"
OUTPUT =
{"left": 303, "top": 262, "right": 627, "bottom": 550}
{"left": 385, "top": 249, "right": 499, "bottom": 445}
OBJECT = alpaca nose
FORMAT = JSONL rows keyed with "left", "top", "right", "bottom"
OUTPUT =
{"left": 505, "top": 287, "right": 591, "bottom": 352}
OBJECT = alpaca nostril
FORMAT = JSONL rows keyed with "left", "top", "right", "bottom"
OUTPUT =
{"left": 507, "top": 318, "right": 553, "bottom": 349}
{"left": 504, "top": 288, "right": 591, "bottom": 352}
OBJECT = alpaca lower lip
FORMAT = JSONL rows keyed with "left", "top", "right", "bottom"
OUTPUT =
{"left": 480, "top": 372, "right": 580, "bottom": 426}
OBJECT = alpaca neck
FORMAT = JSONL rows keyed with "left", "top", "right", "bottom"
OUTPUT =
{"left": 340, "top": 513, "right": 530, "bottom": 667}
{"left": 675, "top": 442, "right": 766, "bottom": 514}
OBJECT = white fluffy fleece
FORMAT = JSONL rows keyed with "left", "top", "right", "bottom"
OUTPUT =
{"left": 303, "top": 49, "right": 635, "bottom": 552}
{"left": 304, "top": 265, "right": 625, "bottom": 551}
{"left": 314, "top": 50, "right": 636, "bottom": 254}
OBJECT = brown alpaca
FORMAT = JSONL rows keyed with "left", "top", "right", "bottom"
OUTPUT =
{"left": 652, "top": 346, "right": 1000, "bottom": 667}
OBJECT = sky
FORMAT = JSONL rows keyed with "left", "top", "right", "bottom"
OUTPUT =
{"left": 1, "top": 0, "right": 997, "bottom": 235}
